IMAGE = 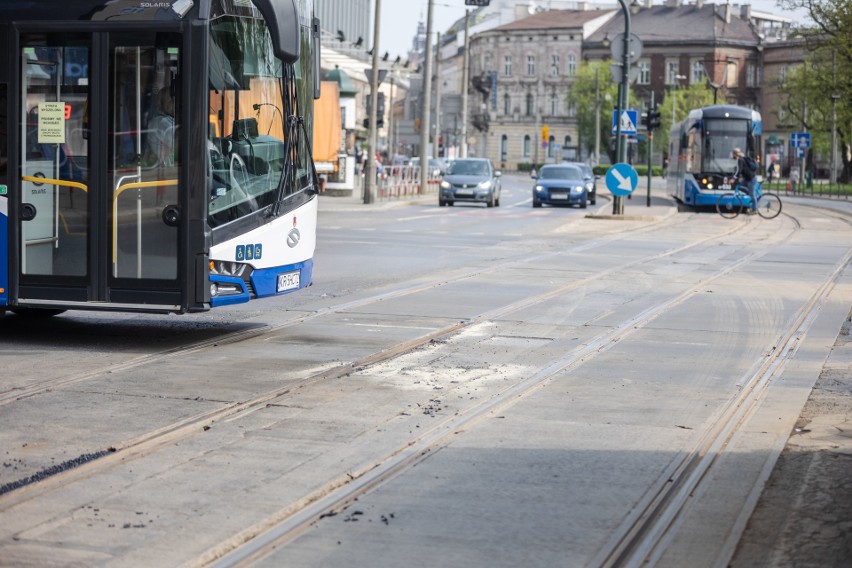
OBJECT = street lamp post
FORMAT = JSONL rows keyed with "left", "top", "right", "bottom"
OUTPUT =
{"left": 460, "top": 10, "right": 470, "bottom": 158}
{"left": 364, "top": 0, "right": 382, "bottom": 204}
{"left": 419, "top": 0, "right": 435, "bottom": 195}
{"left": 671, "top": 74, "right": 686, "bottom": 127}
{"left": 612, "top": 0, "right": 631, "bottom": 215}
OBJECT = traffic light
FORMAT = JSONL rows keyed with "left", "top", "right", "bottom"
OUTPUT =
{"left": 376, "top": 92, "right": 385, "bottom": 128}
{"left": 648, "top": 106, "right": 661, "bottom": 130}
{"left": 641, "top": 110, "right": 649, "bottom": 129}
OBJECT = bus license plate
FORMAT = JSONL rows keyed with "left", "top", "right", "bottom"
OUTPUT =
{"left": 277, "top": 271, "right": 300, "bottom": 292}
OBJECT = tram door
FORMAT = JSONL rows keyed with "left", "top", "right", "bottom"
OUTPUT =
{"left": 18, "top": 31, "right": 183, "bottom": 307}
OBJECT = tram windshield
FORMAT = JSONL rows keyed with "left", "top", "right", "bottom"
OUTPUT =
{"left": 207, "top": 0, "right": 307, "bottom": 229}
{"left": 700, "top": 118, "right": 749, "bottom": 175}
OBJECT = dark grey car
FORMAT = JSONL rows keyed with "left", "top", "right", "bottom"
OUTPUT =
{"left": 564, "top": 161, "right": 598, "bottom": 205}
{"left": 439, "top": 158, "right": 502, "bottom": 207}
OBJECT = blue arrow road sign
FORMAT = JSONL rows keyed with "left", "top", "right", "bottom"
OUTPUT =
{"left": 605, "top": 163, "right": 639, "bottom": 196}
{"left": 791, "top": 132, "right": 811, "bottom": 149}
{"left": 612, "top": 110, "right": 638, "bottom": 135}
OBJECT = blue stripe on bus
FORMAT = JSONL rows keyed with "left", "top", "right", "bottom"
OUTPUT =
{"left": 251, "top": 259, "right": 313, "bottom": 298}
{"left": 209, "top": 259, "right": 314, "bottom": 308}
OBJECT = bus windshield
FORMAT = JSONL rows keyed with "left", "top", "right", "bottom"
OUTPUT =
{"left": 207, "top": 0, "right": 302, "bottom": 229}
{"left": 701, "top": 118, "right": 749, "bottom": 175}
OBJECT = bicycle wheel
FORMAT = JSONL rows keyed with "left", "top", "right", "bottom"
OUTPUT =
{"left": 756, "top": 192, "right": 782, "bottom": 219}
{"left": 717, "top": 192, "right": 743, "bottom": 219}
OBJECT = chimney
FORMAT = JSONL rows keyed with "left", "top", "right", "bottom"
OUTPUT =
{"left": 666, "top": 0, "right": 681, "bottom": 7}
{"left": 724, "top": 3, "right": 731, "bottom": 24}
{"left": 741, "top": 5, "right": 752, "bottom": 20}
{"left": 696, "top": 0, "right": 704, "bottom": 8}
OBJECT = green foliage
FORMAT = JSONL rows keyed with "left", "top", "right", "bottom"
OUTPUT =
{"left": 776, "top": 0, "right": 852, "bottom": 181}
{"left": 656, "top": 84, "right": 715, "bottom": 152}
{"left": 565, "top": 61, "right": 618, "bottom": 159}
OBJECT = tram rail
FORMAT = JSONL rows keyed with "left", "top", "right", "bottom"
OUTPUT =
{"left": 1, "top": 203, "right": 849, "bottom": 567}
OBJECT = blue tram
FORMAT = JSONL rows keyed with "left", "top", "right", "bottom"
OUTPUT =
{"left": 0, "top": 0, "right": 320, "bottom": 315}
{"left": 667, "top": 105, "right": 762, "bottom": 208}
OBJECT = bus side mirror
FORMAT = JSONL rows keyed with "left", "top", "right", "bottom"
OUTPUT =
{"left": 252, "top": 0, "right": 300, "bottom": 64}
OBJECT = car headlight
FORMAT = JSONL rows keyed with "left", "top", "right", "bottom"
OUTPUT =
{"left": 572, "top": 186, "right": 584, "bottom": 194}
{"left": 478, "top": 180, "right": 493, "bottom": 190}
{"left": 440, "top": 180, "right": 451, "bottom": 189}
{"left": 585, "top": 182, "right": 593, "bottom": 191}
{"left": 535, "top": 185, "right": 545, "bottom": 192}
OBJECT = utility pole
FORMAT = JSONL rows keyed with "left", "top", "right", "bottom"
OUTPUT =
{"left": 830, "top": 50, "right": 839, "bottom": 185}
{"left": 460, "top": 10, "right": 470, "bottom": 157}
{"left": 388, "top": 74, "right": 395, "bottom": 161}
{"left": 364, "top": 0, "right": 382, "bottom": 204}
{"left": 594, "top": 66, "right": 600, "bottom": 167}
{"left": 419, "top": 0, "right": 434, "bottom": 194}
{"left": 435, "top": 32, "right": 442, "bottom": 158}
{"left": 613, "top": 0, "right": 631, "bottom": 215}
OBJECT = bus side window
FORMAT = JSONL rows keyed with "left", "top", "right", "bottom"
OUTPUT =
{"left": 0, "top": 84, "right": 6, "bottom": 179}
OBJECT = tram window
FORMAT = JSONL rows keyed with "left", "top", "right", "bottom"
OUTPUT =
{"left": 702, "top": 118, "right": 749, "bottom": 174}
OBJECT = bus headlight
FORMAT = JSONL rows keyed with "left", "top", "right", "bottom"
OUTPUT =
{"left": 210, "top": 260, "right": 248, "bottom": 278}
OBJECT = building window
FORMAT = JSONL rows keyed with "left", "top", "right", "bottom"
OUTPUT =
{"left": 504, "top": 93, "right": 511, "bottom": 115}
{"left": 666, "top": 61, "right": 680, "bottom": 85}
{"left": 484, "top": 54, "right": 492, "bottom": 73}
{"left": 779, "top": 65, "right": 788, "bottom": 84}
{"left": 550, "top": 93, "right": 558, "bottom": 116}
{"left": 746, "top": 62, "right": 756, "bottom": 87}
{"left": 567, "top": 54, "right": 576, "bottom": 76}
{"left": 526, "top": 93, "right": 534, "bottom": 116}
{"left": 504, "top": 55, "right": 512, "bottom": 77}
{"left": 523, "top": 135, "right": 530, "bottom": 157}
{"left": 691, "top": 60, "right": 704, "bottom": 84}
{"left": 527, "top": 55, "right": 536, "bottom": 76}
{"left": 638, "top": 61, "right": 650, "bottom": 85}
{"left": 563, "top": 134, "right": 571, "bottom": 149}
{"left": 551, "top": 54, "right": 560, "bottom": 76}
{"left": 547, "top": 135, "right": 556, "bottom": 158}
{"left": 726, "top": 61, "right": 738, "bottom": 87}
{"left": 501, "top": 134, "right": 508, "bottom": 162}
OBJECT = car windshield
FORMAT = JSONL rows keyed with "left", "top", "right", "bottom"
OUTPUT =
{"left": 539, "top": 166, "right": 582, "bottom": 180}
{"left": 448, "top": 160, "right": 490, "bottom": 175}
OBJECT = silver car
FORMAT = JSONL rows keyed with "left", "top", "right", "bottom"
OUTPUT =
{"left": 439, "top": 158, "right": 502, "bottom": 207}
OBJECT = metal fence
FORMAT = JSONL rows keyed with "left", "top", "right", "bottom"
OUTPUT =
{"left": 762, "top": 178, "right": 851, "bottom": 200}
{"left": 376, "top": 165, "right": 440, "bottom": 200}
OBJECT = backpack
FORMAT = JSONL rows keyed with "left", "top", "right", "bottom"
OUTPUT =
{"left": 741, "top": 156, "right": 757, "bottom": 180}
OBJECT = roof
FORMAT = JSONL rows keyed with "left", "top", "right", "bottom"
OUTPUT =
{"left": 492, "top": 9, "right": 614, "bottom": 32}
{"left": 324, "top": 66, "right": 357, "bottom": 97}
{"left": 588, "top": 4, "right": 758, "bottom": 46}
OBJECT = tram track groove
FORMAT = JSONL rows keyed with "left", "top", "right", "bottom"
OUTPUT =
{"left": 593, "top": 248, "right": 852, "bottom": 567}
{"left": 3, "top": 208, "right": 827, "bottom": 568}
{"left": 193, "top": 220, "right": 812, "bottom": 566}
{"left": 0, "top": 212, "right": 717, "bottom": 407}
{"left": 0, "top": 214, "right": 762, "bottom": 509}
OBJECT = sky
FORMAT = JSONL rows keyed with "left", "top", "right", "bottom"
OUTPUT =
{"left": 375, "top": 1, "right": 808, "bottom": 60}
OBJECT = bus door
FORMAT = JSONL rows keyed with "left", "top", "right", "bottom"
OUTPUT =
{"left": 17, "top": 30, "right": 184, "bottom": 309}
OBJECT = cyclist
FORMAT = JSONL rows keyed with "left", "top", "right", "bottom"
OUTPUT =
{"left": 732, "top": 148, "right": 757, "bottom": 213}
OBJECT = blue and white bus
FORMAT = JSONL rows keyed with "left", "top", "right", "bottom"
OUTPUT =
{"left": 667, "top": 105, "right": 762, "bottom": 208}
{"left": 0, "top": 0, "right": 320, "bottom": 316}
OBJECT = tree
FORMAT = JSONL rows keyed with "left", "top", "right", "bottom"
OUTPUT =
{"left": 777, "top": 0, "right": 852, "bottom": 181}
{"left": 565, "top": 61, "right": 617, "bottom": 163}
{"left": 657, "top": 83, "right": 715, "bottom": 153}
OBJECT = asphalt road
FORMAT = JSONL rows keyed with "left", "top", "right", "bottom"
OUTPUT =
{"left": 0, "top": 173, "right": 850, "bottom": 567}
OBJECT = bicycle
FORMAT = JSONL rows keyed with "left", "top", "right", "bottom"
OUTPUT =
{"left": 716, "top": 181, "right": 782, "bottom": 219}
